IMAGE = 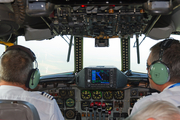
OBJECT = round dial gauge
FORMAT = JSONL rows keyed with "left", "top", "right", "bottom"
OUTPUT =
{"left": 92, "top": 90, "right": 102, "bottom": 100}
{"left": 81, "top": 90, "right": 91, "bottom": 100}
{"left": 68, "top": 90, "right": 75, "bottom": 97}
{"left": 105, "top": 101, "right": 113, "bottom": 111}
{"left": 114, "top": 90, "right": 124, "bottom": 100}
{"left": 65, "top": 109, "right": 75, "bottom": 119}
{"left": 103, "top": 91, "right": 113, "bottom": 100}
{"left": 55, "top": 97, "right": 64, "bottom": 108}
{"left": 59, "top": 90, "right": 67, "bottom": 97}
{"left": 81, "top": 101, "right": 91, "bottom": 111}
{"left": 65, "top": 98, "right": 75, "bottom": 107}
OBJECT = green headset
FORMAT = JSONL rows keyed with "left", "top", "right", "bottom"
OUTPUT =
{"left": 149, "top": 39, "right": 173, "bottom": 85}
{"left": 4, "top": 45, "right": 40, "bottom": 89}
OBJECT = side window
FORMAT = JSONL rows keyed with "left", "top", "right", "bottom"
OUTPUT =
{"left": 130, "top": 34, "right": 180, "bottom": 73}
{"left": 130, "top": 35, "right": 159, "bottom": 73}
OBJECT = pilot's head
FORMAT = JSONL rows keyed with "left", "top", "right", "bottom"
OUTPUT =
{"left": 0, "top": 45, "right": 40, "bottom": 90}
{"left": 147, "top": 39, "right": 180, "bottom": 90}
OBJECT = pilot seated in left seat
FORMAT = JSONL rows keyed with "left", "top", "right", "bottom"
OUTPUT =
{"left": 0, "top": 45, "right": 64, "bottom": 120}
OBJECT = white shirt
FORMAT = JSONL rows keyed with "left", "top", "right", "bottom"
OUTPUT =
{"left": 131, "top": 84, "right": 180, "bottom": 115}
{"left": 0, "top": 85, "right": 64, "bottom": 120}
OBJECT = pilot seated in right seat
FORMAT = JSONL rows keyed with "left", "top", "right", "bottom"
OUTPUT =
{"left": 131, "top": 39, "right": 180, "bottom": 115}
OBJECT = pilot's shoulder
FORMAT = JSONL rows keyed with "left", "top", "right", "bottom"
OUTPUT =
{"left": 40, "top": 91, "right": 54, "bottom": 100}
{"left": 137, "top": 92, "right": 159, "bottom": 103}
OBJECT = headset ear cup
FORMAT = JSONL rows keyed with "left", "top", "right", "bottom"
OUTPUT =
{"left": 150, "top": 62, "right": 170, "bottom": 85}
{"left": 26, "top": 68, "right": 40, "bottom": 89}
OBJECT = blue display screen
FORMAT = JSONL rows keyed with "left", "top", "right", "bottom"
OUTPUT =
{"left": 91, "top": 70, "right": 110, "bottom": 84}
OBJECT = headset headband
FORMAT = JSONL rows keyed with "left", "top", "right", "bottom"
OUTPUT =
{"left": 159, "top": 39, "right": 173, "bottom": 61}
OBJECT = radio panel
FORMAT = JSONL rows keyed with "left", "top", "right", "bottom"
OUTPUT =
{"left": 76, "top": 67, "right": 127, "bottom": 89}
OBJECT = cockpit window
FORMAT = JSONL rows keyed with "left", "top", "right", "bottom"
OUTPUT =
{"left": 130, "top": 35, "right": 159, "bottom": 73}
{"left": 15, "top": 34, "right": 180, "bottom": 75}
{"left": 83, "top": 37, "right": 121, "bottom": 69}
{"left": 130, "top": 34, "right": 180, "bottom": 73}
{"left": 0, "top": 44, "right": 5, "bottom": 55}
{"left": 18, "top": 36, "right": 74, "bottom": 75}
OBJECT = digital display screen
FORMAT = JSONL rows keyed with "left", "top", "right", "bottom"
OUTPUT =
{"left": 91, "top": 70, "right": 110, "bottom": 84}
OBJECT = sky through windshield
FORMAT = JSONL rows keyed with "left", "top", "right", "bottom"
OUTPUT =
{"left": 0, "top": 35, "right": 179, "bottom": 76}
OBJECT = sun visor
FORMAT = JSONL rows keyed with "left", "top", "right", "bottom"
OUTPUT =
{"left": 25, "top": 26, "right": 55, "bottom": 41}
{"left": 171, "top": 7, "right": 180, "bottom": 32}
{"left": 147, "top": 22, "right": 175, "bottom": 40}
{"left": 148, "top": 7, "right": 180, "bottom": 40}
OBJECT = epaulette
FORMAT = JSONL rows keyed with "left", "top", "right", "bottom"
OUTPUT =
{"left": 41, "top": 92, "right": 54, "bottom": 100}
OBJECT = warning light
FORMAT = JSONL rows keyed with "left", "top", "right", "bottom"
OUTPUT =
{"left": 81, "top": 5, "right": 87, "bottom": 7}
{"left": 90, "top": 102, "right": 94, "bottom": 107}
{"left": 109, "top": 9, "right": 114, "bottom": 13}
{"left": 95, "top": 101, "right": 98, "bottom": 105}
{"left": 98, "top": 102, "right": 101, "bottom": 106}
{"left": 102, "top": 103, "right": 106, "bottom": 107}
{"left": 140, "top": 9, "right": 145, "bottom": 13}
{"left": 110, "top": 5, "right": 115, "bottom": 7}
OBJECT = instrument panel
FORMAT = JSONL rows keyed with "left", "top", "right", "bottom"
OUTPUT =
{"left": 46, "top": 86, "right": 151, "bottom": 120}
{"left": 41, "top": 67, "right": 151, "bottom": 120}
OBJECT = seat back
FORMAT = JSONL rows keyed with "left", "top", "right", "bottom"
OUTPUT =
{"left": 0, "top": 100, "right": 40, "bottom": 120}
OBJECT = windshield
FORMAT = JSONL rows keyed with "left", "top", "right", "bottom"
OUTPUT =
{"left": 18, "top": 36, "right": 74, "bottom": 75}
{"left": 0, "top": 34, "right": 179, "bottom": 76}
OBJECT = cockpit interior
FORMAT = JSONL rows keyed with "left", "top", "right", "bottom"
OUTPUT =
{"left": 0, "top": 0, "right": 180, "bottom": 119}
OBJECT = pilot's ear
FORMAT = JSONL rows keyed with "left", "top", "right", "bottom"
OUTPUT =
{"left": 147, "top": 118, "right": 155, "bottom": 120}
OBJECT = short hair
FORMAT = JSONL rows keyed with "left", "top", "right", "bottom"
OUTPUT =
{"left": 0, "top": 49, "right": 33, "bottom": 85}
{"left": 126, "top": 100, "right": 180, "bottom": 120}
{"left": 150, "top": 39, "right": 180, "bottom": 83}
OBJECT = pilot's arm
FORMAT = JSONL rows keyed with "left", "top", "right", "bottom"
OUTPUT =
{"left": 50, "top": 99, "right": 64, "bottom": 120}
{"left": 130, "top": 103, "right": 138, "bottom": 115}
{"left": 130, "top": 94, "right": 158, "bottom": 115}
{"left": 38, "top": 92, "right": 64, "bottom": 120}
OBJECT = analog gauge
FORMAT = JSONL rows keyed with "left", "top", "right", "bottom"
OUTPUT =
{"left": 114, "top": 90, "right": 124, "bottom": 100}
{"left": 131, "top": 89, "right": 138, "bottom": 96}
{"left": 59, "top": 90, "right": 67, "bottom": 98}
{"left": 81, "top": 101, "right": 91, "bottom": 111}
{"left": 65, "top": 109, "right": 76, "bottom": 119}
{"left": 103, "top": 91, "right": 113, "bottom": 100}
{"left": 65, "top": 98, "right": 75, "bottom": 107}
{"left": 81, "top": 90, "right": 91, "bottom": 100}
{"left": 68, "top": 90, "right": 75, "bottom": 97}
{"left": 104, "top": 101, "right": 113, "bottom": 111}
{"left": 130, "top": 98, "right": 139, "bottom": 107}
{"left": 92, "top": 90, "right": 102, "bottom": 100}
{"left": 55, "top": 97, "right": 64, "bottom": 108}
